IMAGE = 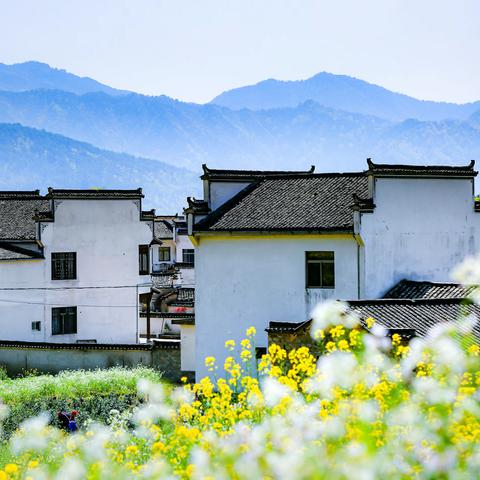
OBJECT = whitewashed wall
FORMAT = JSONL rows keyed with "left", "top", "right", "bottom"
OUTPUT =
{"left": 209, "top": 182, "right": 251, "bottom": 211}
{"left": 0, "top": 199, "right": 152, "bottom": 344}
{"left": 180, "top": 325, "right": 195, "bottom": 372}
{"left": 194, "top": 235, "right": 359, "bottom": 379}
{"left": 361, "top": 177, "right": 480, "bottom": 298}
{"left": 0, "top": 260, "right": 46, "bottom": 341}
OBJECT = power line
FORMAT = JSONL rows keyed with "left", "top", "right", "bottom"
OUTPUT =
{"left": 0, "top": 298, "right": 138, "bottom": 308}
{"left": 0, "top": 285, "right": 151, "bottom": 291}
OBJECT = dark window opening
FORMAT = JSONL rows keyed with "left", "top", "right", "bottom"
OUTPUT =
{"left": 51, "top": 252, "right": 77, "bottom": 280}
{"left": 52, "top": 306, "right": 77, "bottom": 335}
{"left": 139, "top": 245, "right": 150, "bottom": 275}
{"left": 32, "top": 321, "right": 41, "bottom": 332}
{"left": 159, "top": 247, "right": 171, "bottom": 262}
{"left": 306, "top": 251, "right": 335, "bottom": 288}
{"left": 182, "top": 249, "right": 194, "bottom": 265}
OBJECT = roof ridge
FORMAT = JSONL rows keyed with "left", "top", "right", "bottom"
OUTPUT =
{"left": 347, "top": 297, "right": 472, "bottom": 306}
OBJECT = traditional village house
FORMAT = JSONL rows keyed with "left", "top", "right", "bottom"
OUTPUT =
{"left": 0, "top": 189, "right": 153, "bottom": 344}
{"left": 186, "top": 161, "right": 480, "bottom": 379}
{"left": 141, "top": 215, "right": 196, "bottom": 374}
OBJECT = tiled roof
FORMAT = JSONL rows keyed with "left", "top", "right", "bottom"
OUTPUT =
{"left": 0, "top": 245, "right": 43, "bottom": 261}
{"left": 266, "top": 320, "right": 312, "bottom": 333}
{"left": 0, "top": 191, "right": 50, "bottom": 240}
{"left": 154, "top": 219, "right": 173, "bottom": 239}
{"left": 383, "top": 280, "right": 477, "bottom": 300}
{"left": 201, "top": 164, "right": 315, "bottom": 180}
{"left": 366, "top": 159, "right": 477, "bottom": 177}
{"left": 348, "top": 298, "right": 480, "bottom": 339}
{"left": 195, "top": 173, "right": 369, "bottom": 232}
{"left": 46, "top": 188, "right": 144, "bottom": 199}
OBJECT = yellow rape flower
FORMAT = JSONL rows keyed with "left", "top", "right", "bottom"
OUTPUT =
{"left": 205, "top": 356, "right": 216, "bottom": 370}
{"left": 246, "top": 326, "right": 256, "bottom": 337}
{"left": 468, "top": 344, "right": 480, "bottom": 356}
{"left": 125, "top": 445, "right": 138, "bottom": 455}
{"left": 366, "top": 317, "right": 375, "bottom": 329}
{"left": 225, "top": 339, "right": 236, "bottom": 350}
{"left": 241, "top": 349, "right": 252, "bottom": 361}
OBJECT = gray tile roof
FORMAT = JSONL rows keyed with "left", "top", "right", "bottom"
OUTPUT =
{"left": 383, "top": 279, "right": 477, "bottom": 300}
{"left": 348, "top": 298, "right": 480, "bottom": 339}
{"left": 0, "top": 246, "right": 38, "bottom": 261}
{"left": 366, "top": 159, "right": 477, "bottom": 177}
{"left": 196, "top": 173, "right": 369, "bottom": 232}
{"left": 46, "top": 188, "right": 144, "bottom": 199}
{"left": 154, "top": 220, "right": 173, "bottom": 239}
{"left": 0, "top": 192, "right": 50, "bottom": 240}
{"left": 201, "top": 164, "right": 316, "bottom": 180}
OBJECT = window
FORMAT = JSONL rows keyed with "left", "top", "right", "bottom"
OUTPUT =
{"left": 306, "top": 251, "right": 335, "bottom": 288}
{"left": 32, "top": 321, "right": 41, "bottom": 332}
{"left": 159, "top": 247, "right": 171, "bottom": 262}
{"left": 52, "top": 307, "right": 77, "bottom": 335}
{"left": 51, "top": 252, "right": 76, "bottom": 280}
{"left": 139, "top": 245, "right": 150, "bottom": 275}
{"left": 182, "top": 249, "right": 194, "bottom": 265}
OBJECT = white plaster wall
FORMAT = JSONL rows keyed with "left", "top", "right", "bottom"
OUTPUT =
{"left": 209, "top": 182, "right": 251, "bottom": 211}
{"left": 195, "top": 235, "right": 359, "bottom": 379}
{"left": 175, "top": 234, "right": 195, "bottom": 263}
{"left": 0, "top": 199, "right": 153, "bottom": 344}
{"left": 0, "top": 260, "right": 46, "bottom": 341}
{"left": 361, "top": 177, "right": 480, "bottom": 298}
{"left": 180, "top": 325, "right": 195, "bottom": 371}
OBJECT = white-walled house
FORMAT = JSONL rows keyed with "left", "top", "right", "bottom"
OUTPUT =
{"left": 139, "top": 215, "right": 196, "bottom": 372}
{"left": 187, "top": 161, "right": 480, "bottom": 379}
{"left": 0, "top": 189, "right": 153, "bottom": 344}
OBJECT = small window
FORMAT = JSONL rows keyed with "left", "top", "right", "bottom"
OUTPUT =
{"left": 182, "top": 249, "right": 194, "bottom": 265}
{"left": 159, "top": 247, "right": 171, "bottom": 262}
{"left": 51, "top": 252, "right": 76, "bottom": 280}
{"left": 306, "top": 251, "right": 335, "bottom": 288}
{"left": 139, "top": 245, "right": 150, "bottom": 275}
{"left": 32, "top": 321, "right": 41, "bottom": 332}
{"left": 52, "top": 307, "right": 77, "bottom": 335}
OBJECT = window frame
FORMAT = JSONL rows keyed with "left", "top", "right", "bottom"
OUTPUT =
{"left": 158, "top": 246, "right": 171, "bottom": 262}
{"left": 52, "top": 306, "right": 77, "bottom": 335}
{"left": 182, "top": 249, "right": 195, "bottom": 265}
{"left": 305, "top": 251, "right": 335, "bottom": 289}
{"left": 139, "top": 245, "right": 150, "bottom": 275}
{"left": 31, "top": 321, "right": 41, "bottom": 332}
{"left": 51, "top": 252, "right": 77, "bottom": 280}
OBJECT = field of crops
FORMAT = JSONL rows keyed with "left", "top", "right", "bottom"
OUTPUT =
{"left": 0, "top": 304, "right": 479, "bottom": 479}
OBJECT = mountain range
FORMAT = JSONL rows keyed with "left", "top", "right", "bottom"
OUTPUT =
{"left": 211, "top": 72, "right": 480, "bottom": 122}
{"left": 0, "top": 123, "right": 200, "bottom": 211}
{"left": 0, "top": 61, "right": 480, "bottom": 209}
{"left": 0, "top": 61, "right": 128, "bottom": 96}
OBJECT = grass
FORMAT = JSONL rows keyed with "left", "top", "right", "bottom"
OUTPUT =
{"left": 0, "top": 366, "right": 164, "bottom": 438}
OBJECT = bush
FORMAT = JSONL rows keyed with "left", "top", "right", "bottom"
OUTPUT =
{"left": 0, "top": 367, "right": 162, "bottom": 438}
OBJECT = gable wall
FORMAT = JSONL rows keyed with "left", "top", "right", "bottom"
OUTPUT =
{"left": 209, "top": 181, "right": 251, "bottom": 211}
{"left": 361, "top": 177, "right": 479, "bottom": 298}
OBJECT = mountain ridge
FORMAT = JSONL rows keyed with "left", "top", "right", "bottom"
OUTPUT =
{"left": 0, "top": 89, "right": 479, "bottom": 174}
{"left": 211, "top": 71, "right": 480, "bottom": 122}
{"left": 0, "top": 122, "right": 200, "bottom": 210}
{"left": 0, "top": 61, "right": 129, "bottom": 96}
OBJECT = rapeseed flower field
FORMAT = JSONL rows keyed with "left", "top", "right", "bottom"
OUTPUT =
{"left": 0, "top": 304, "right": 479, "bottom": 479}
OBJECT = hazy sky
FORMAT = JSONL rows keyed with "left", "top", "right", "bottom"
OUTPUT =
{"left": 0, "top": 0, "right": 479, "bottom": 104}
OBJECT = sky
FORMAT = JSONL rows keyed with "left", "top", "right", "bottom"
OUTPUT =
{"left": 0, "top": 0, "right": 479, "bottom": 104}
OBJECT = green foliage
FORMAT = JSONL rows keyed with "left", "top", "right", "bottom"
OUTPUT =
{"left": 0, "top": 367, "right": 162, "bottom": 438}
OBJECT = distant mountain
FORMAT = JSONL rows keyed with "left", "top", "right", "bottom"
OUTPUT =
{"left": 0, "top": 89, "right": 479, "bottom": 173}
{"left": 0, "top": 61, "right": 129, "bottom": 96}
{"left": 0, "top": 123, "right": 200, "bottom": 211}
{"left": 211, "top": 72, "right": 480, "bottom": 122}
